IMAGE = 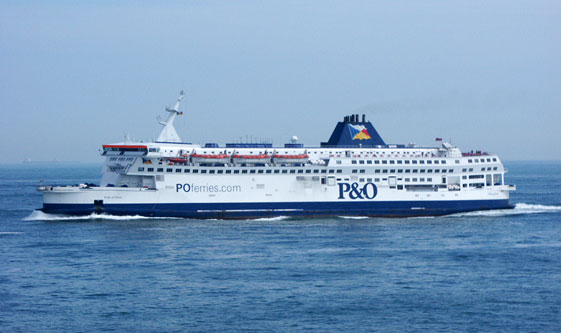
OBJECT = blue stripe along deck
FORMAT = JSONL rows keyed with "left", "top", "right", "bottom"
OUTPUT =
{"left": 43, "top": 199, "right": 513, "bottom": 219}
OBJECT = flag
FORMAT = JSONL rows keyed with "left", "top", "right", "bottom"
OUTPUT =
{"left": 142, "top": 158, "right": 152, "bottom": 164}
{"left": 435, "top": 137, "right": 442, "bottom": 141}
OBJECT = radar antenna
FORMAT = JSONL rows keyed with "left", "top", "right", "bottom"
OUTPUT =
{"left": 156, "top": 90, "right": 185, "bottom": 143}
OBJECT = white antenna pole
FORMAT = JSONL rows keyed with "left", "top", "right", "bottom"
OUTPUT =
{"left": 156, "top": 90, "right": 185, "bottom": 143}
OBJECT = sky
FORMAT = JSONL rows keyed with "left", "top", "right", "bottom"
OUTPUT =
{"left": 1, "top": 0, "right": 559, "bottom": 163}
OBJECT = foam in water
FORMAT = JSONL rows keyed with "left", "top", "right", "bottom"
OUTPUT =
{"left": 24, "top": 210, "right": 181, "bottom": 221}
{"left": 338, "top": 216, "right": 371, "bottom": 220}
{"left": 448, "top": 203, "right": 561, "bottom": 218}
{"left": 252, "top": 216, "right": 290, "bottom": 222}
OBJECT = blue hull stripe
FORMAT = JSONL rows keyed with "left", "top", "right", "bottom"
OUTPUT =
{"left": 42, "top": 200, "right": 513, "bottom": 219}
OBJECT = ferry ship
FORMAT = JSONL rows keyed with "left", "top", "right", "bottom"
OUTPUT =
{"left": 38, "top": 91, "right": 515, "bottom": 219}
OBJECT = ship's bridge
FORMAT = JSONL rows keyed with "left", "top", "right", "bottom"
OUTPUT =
{"left": 102, "top": 144, "right": 148, "bottom": 156}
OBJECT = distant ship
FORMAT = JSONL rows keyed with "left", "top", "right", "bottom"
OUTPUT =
{"left": 38, "top": 91, "right": 516, "bottom": 219}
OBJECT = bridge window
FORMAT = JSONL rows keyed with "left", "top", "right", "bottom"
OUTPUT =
{"left": 147, "top": 168, "right": 154, "bottom": 172}
{"left": 157, "top": 168, "right": 164, "bottom": 172}
{"left": 176, "top": 169, "right": 182, "bottom": 173}
{"left": 201, "top": 169, "right": 207, "bottom": 174}
{"left": 138, "top": 167, "right": 144, "bottom": 172}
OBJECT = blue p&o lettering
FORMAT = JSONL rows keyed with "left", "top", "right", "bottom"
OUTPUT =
{"left": 176, "top": 183, "right": 191, "bottom": 192}
{"left": 337, "top": 182, "right": 378, "bottom": 200}
{"left": 338, "top": 183, "right": 351, "bottom": 199}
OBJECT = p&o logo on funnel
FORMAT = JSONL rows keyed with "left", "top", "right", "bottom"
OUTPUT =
{"left": 349, "top": 124, "right": 372, "bottom": 140}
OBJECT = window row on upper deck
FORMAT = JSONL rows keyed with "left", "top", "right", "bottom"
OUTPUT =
{"left": 347, "top": 159, "right": 447, "bottom": 165}
{"left": 467, "top": 157, "right": 497, "bottom": 163}
{"left": 135, "top": 166, "right": 498, "bottom": 175}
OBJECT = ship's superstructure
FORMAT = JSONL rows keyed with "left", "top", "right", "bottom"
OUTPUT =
{"left": 39, "top": 92, "right": 515, "bottom": 218}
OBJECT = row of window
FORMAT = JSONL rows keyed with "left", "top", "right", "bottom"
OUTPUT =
{"left": 108, "top": 157, "right": 135, "bottom": 162}
{"left": 349, "top": 159, "right": 448, "bottom": 165}
{"left": 352, "top": 168, "right": 454, "bottom": 174}
{"left": 462, "top": 167, "right": 498, "bottom": 172}
{"left": 138, "top": 167, "right": 344, "bottom": 175}
{"left": 467, "top": 158, "right": 497, "bottom": 163}
{"left": 136, "top": 166, "right": 500, "bottom": 175}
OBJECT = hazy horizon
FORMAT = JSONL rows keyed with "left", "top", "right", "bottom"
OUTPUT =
{"left": 1, "top": 1, "right": 560, "bottom": 163}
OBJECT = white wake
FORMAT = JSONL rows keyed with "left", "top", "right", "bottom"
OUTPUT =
{"left": 24, "top": 210, "right": 181, "bottom": 221}
{"left": 448, "top": 203, "right": 561, "bottom": 218}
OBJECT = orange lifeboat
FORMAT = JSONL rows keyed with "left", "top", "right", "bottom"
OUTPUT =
{"left": 231, "top": 154, "right": 271, "bottom": 164}
{"left": 191, "top": 153, "right": 230, "bottom": 164}
{"left": 169, "top": 157, "right": 188, "bottom": 164}
{"left": 272, "top": 154, "right": 309, "bottom": 164}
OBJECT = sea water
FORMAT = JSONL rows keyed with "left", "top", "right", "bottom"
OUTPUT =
{"left": 1, "top": 162, "right": 560, "bottom": 332}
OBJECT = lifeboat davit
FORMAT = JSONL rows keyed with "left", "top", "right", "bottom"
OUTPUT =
{"left": 272, "top": 154, "right": 309, "bottom": 164}
{"left": 231, "top": 154, "right": 271, "bottom": 164}
{"left": 191, "top": 153, "right": 230, "bottom": 164}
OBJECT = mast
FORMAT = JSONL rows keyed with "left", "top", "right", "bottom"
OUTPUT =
{"left": 156, "top": 90, "right": 184, "bottom": 143}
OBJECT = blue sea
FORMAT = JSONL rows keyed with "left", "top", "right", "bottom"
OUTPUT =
{"left": 1, "top": 161, "right": 560, "bottom": 332}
